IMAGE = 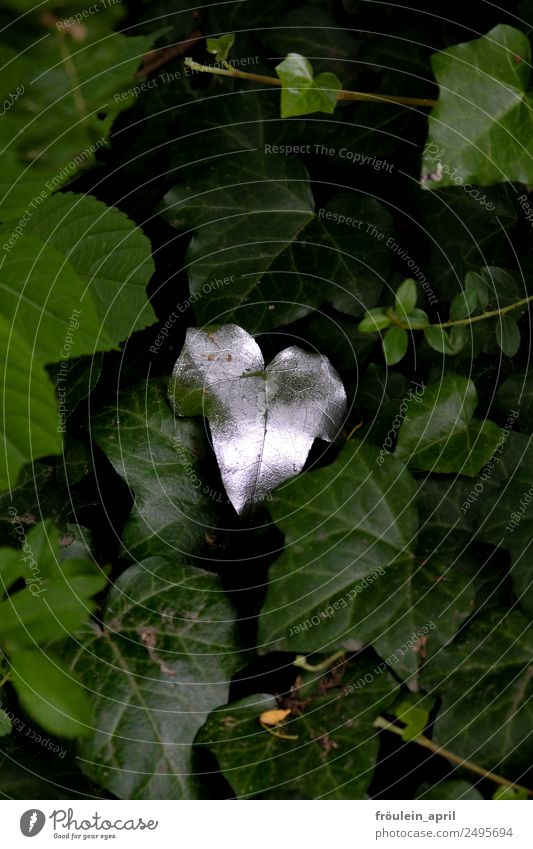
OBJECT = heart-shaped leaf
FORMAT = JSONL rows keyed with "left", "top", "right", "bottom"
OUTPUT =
{"left": 169, "top": 325, "right": 347, "bottom": 515}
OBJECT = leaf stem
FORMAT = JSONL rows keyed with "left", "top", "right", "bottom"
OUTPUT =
{"left": 293, "top": 650, "right": 345, "bottom": 672}
{"left": 374, "top": 717, "right": 533, "bottom": 797}
{"left": 0, "top": 673, "right": 11, "bottom": 689}
{"left": 184, "top": 58, "right": 436, "bottom": 107}
{"left": 436, "top": 295, "right": 533, "bottom": 328}
{"left": 388, "top": 294, "right": 533, "bottom": 333}
{"left": 260, "top": 722, "right": 298, "bottom": 741}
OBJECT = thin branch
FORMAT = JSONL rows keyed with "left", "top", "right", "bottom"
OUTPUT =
{"left": 437, "top": 295, "right": 533, "bottom": 328}
{"left": 374, "top": 717, "right": 533, "bottom": 797}
{"left": 184, "top": 58, "right": 436, "bottom": 108}
{"left": 293, "top": 650, "right": 345, "bottom": 672}
{"left": 137, "top": 32, "right": 203, "bottom": 79}
{"left": 388, "top": 295, "right": 533, "bottom": 332}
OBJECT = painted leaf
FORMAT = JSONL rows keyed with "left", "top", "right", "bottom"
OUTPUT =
{"left": 168, "top": 325, "right": 347, "bottom": 515}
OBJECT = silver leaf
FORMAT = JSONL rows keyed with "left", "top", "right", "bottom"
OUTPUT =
{"left": 168, "top": 324, "right": 347, "bottom": 515}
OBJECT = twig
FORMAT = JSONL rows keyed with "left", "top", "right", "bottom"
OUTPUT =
{"left": 388, "top": 295, "right": 533, "bottom": 333}
{"left": 437, "top": 295, "right": 533, "bottom": 328}
{"left": 293, "top": 650, "right": 345, "bottom": 672}
{"left": 184, "top": 58, "right": 436, "bottom": 108}
{"left": 374, "top": 717, "right": 533, "bottom": 797}
{"left": 137, "top": 32, "right": 203, "bottom": 79}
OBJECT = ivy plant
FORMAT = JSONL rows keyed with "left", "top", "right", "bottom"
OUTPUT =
{"left": 1, "top": 0, "right": 533, "bottom": 804}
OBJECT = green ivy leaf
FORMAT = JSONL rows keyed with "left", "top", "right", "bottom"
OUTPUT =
{"left": 0, "top": 193, "right": 155, "bottom": 366}
{"left": 422, "top": 25, "right": 533, "bottom": 187}
{"left": 91, "top": 382, "right": 224, "bottom": 560}
{"left": 258, "top": 441, "right": 473, "bottom": 678}
{"left": 449, "top": 324, "right": 468, "bottom": 353}
{"left": 275, "top": 53, "right": 342, "bottom": 118}
{"left": 396, "top": 375, "right": 501, "bottom": 476}
{"left": 390, "top": 693, "right": 435, "bottom": 741}
{"left": 383, "top": 326, "right": 408, "bottom": 365}
{"left": 460, "top": 433, "right": 533, "bottom": 617}
{"left": 418, "top": 187, "right": 518, "bottom": 301}
{"left": 196, "top": 654, "right": 397, "bottom": 799}
{"left": 206, "top": 33, "right": 235, "bottom": 63}
{"left": 421, "top": 611, "right": 533, "bottom": 776}
{"left": 496, "top": 371, "right": 533, "bottom": 431}
{"left": 10, "top": 649, "right": 91, "bottom": 738}
{"left": 160, "top": 155, "right": 393, "bottom": 331}
{"left": 73, "top": 557, "right": 245, "bottom": 799}
{"left": 495, "top": 314, "right": 521, "bottom": 356}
